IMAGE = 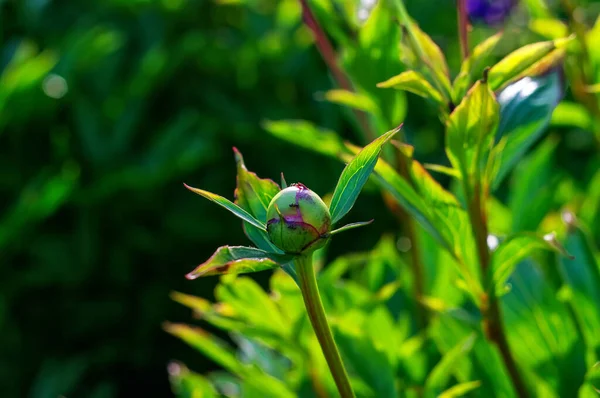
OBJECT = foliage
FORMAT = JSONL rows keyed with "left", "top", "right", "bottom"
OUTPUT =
{"left": 168, "top": 0, "right": 600, "bottom": 397}
{"left": 2, "top": 0, "right": 600, "bottom": 397}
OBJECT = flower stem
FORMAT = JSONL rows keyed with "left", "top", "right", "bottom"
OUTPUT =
{"left": 294, "top": 253, "right": 355, "bottom": 398}
{"left": 457, "top": 0, "right": 470, "bottom": 61}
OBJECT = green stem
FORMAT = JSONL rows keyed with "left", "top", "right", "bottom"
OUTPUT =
{"left": 295, "top": 253, "right": 355, "bottom": 398}
{"left": 464, "top": 182, "right": 529, "bottom": 398}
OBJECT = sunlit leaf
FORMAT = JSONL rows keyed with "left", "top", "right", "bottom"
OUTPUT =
{"left": 492, "top": 232, "right": 572, "bottom": 291}
{"left": 529, "top": 18, "right": 569, "bottom": 40}
{"left": 186, "top": 246, "right": 292, "bottom": 279}
{"left": 262, "top": 120, "right": 346, "bottom": 158}
{"left": 377, "top": 70, "right": 445, "bottom": 106}
{"left": 323, "top": 89, "right": 379, "bottom": 114}
{"left": 164, "top": 323, "right": 295, "bottom": 398}
{"left": 488, "top": 38, "right": 569, "bottom": 90}
{"left": 393, "top": 0, "right": 451, "bottom": 99}
{"left": 233, "top": 148, "right": 280, "bottom": 222}
{"left": 438, "top": 381, "right": 482, "bottom": 398}
{"left": 446, "top": 76, "right": 499, "bottom": 186}
{"left": 184, "top": 184, "right": 266, "bottom": 231}
{"left": 551, "top": 101, "right": 592, "bottom": 130}
{"left": 453, "top": 32, "right": 503, "bottom": 101}
{"left": 329, "top": 126, "right": 400, "bottom": 224}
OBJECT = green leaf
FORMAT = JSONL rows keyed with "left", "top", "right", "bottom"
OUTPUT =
{"left": 185, "top": 246, "right": 292, "bottom": 279}
{"left": 233, "top": 148, "right": 280, "bottom": 222}
{"left": 492, "top": 233, "right": 573, "bottom": 291}
{"left": 329, "top": 126, "right": 400, "bottom": 224}
{"left": 507, "top": 137, "right": 559, "bottom": 231}
{"left": 551, "top": 101, "right": 593, "bottom": 130}
{"left": 164, "top": 323, "right": 295, "bottom": 398}
{"left": 323, "top": 89, "right": 379, "bottom": 114}
{"left": 168, "top": 362, "right": 218, "bottom": 398}
{"left": 393, "top": 0, "right": 451, "bottom": 99}
{"left": 453, "top": 32, "right": 503, "bottom": 102}
{"left": 377, "top": 70, "right": 445, "bottom": 106}
{"left": 491, "top": 70, "right": 563, "bottom": 189}
{"left": 502, "top": 260, "right": 586, "bottom": 396}
{"left": 488, "top": 38, "right": 567, "bottom": 91}
{"left": 558, "top": 217, "right": 600, "bottom": 350}
{"left": 424, "top": 333, "right": 477, "bottom": 393}
{"left": 438, "top": 381, "right": 482, "bottom": 398}
{"left": 446, "top": 76, "right": 500, "bottom": 186}
{"left": 184, "top": 184, "right": 266, "bottom": 231}
{"left": 262, "top": 119, "right": 347, "bottom": 159}
{"left": 330, "top": 220, "right": 374, "bottom": 236}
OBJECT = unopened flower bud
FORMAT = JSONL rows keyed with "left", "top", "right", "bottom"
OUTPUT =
{"left": 266, "top": 183, "right": 331, "bottom": 254}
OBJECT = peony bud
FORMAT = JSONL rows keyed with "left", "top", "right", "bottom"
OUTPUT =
{"left": 266, "top": 183, "right": 331, "bottom": 254}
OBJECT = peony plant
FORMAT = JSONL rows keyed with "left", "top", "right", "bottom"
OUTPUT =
{"left": 182, "top": 126, "right": 400, "bottom": 398}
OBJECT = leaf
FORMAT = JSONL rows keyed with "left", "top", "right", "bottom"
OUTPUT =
{"left": 438, "top": 381, "right": 482, "bottom": 398}
{"left": 492, "top": 233, "right": 572, "bottom": 291}
{"left": 558, "top": 217, "right": 600, "bottom": 350}
{"left": 424, "top": 333, "right": 477, "bottom": 393}
{"left": 329, "top": 126, "right": 400, "bottom": 224}
{"left": 502, "top": 260, "right": 586, "bottom": 396}
{"left": 453, "top": 32, "right": 503, "bottom": 102}
{"left": 164, "top": 323, "right": 295, "bottom": 398}
{"left": 185, "top": 246, "right": 292, "bottom": 279}
{"left": 491, "top": 69, "right": 564, "bottom": 189}
{"left": 233, "top": 148, "right": 280, "bottom": 223}
{"left": 184, "top": 184, "right": 266, "bottom": 231}
{"left": 323, "top": 89, "right": 379, "bottom": 114}
{"left": 529, "top": 18, "right": 569, "bottom": 40}
{"left": 329, "top": 220, "right": 374, "bottom": 235}
{"left": 446, "top": 76, "right": 500, "bottom": 186}
{"left": 377, "top": 70, "right": 445, "bottom": 106}
{"left": 262, "top": 119, "right": 346, "bottom": 158}
{"left": 487, "top": 38, "right": 568, "bottom": 91}
{"left": 508, "top": 137, "right": 558, "bottom": 232}
{"left": 393, "top": 0, "right": 451, "bottom": 99}
{"left": 168, "top": 362, "right": 218, "bottom": 398}
{"left": 551, "top": 101, "right": 592, "bottom": 130}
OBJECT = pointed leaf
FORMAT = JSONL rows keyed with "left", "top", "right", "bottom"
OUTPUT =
{"left": 329, "top": 126, "right": 400, "bottom": 224}
{"left": 492, "top": 233, "right": 573, "bottom": 291}
{"left": 446, "top": 76, "right": 499, "bottom": 185}
{"left": 184, "top": 184, "right": 266, "bottom": 231}
{"left": 439, "top": 381, "right": 482, "bottom": 398}
{"left": 453, "top": 32, "right": 503, "bottom": 101}
{"left": 488, "top": 38, "right": 569, "bottom": 91}
{"left": 424, "top": 333, "right": 477, "bottom": 393}
{"left": 393, "top": 0, "right": 451, "bottom": 98}
{"left": 186, "top": 246, "right": 292, "bottom": 279}
{"left": 164, "top": 323, "right": 294, "bottom": 398}
{"left": 330, "top": 220, "right": 374, "bottom": 235}
{"left": 323, "top": 89, "right": 379, "bottom": 114}
{"left": 233, "top": 148, "right": 280, "bottom": 222}
{"left": 377, "top": 70, "right": 445, "bottom": 106}
{"left": 262, "top": 119, "right": 346, "bottom": 158}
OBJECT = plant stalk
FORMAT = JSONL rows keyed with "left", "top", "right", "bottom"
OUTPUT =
{"left": 457, "top": 0, "right": 470, "bottom": 61}
{"left": 295, "top": 254, "right": 355, "bottom": 398}
{"left": 298, "top": 0, "right": 375, "bottom": 141}
{"left": 465, "top": 182, "right": 529, "bottom": 398}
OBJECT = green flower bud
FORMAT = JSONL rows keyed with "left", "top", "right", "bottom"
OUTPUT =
{"left": 266, "top": 183, "right": 331, "bottom": 254}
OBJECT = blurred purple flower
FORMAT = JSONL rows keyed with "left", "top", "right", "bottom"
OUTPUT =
{"left": 467, "top": 0, "right": 516, "bottom": 25}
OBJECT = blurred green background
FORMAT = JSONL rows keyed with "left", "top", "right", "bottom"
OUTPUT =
{"left": 2, "top": 0, "right": 598, "bottom": 397}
